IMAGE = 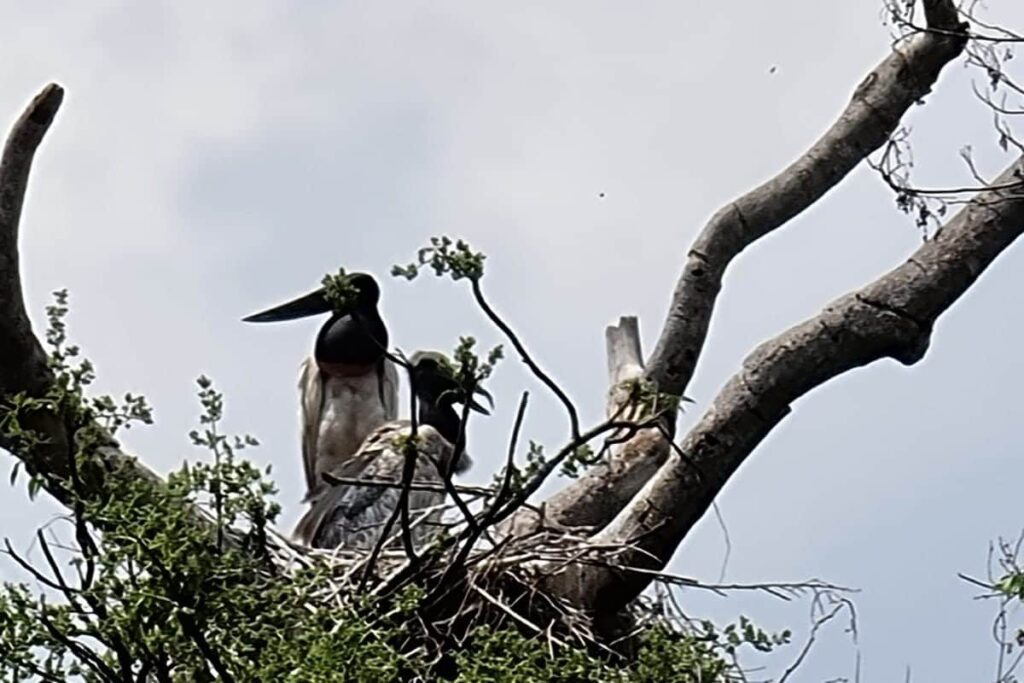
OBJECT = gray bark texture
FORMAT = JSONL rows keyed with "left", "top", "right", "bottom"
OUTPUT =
{"left": 0, "top": 85, "right": 182, "bottom": 510}
{"left": 505, "top": 318, "right": 670, "bottom": 537}
{"left": 531, "top": 0, "right": 970, "bottom": 538}
{"left": 0, "top": 85, "right": 61, "bottom": 380}
{"left": 0, "top": 84, "right": 74, "bottom": 488}
{"left": 550, "top": 154, "right": 1024, "bottom": 611}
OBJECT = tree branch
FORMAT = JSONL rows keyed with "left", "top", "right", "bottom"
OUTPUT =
{"left": 538, "top": 0, "right": 969, "bottom": 533}
{"left": 0, "top": 85, "right": 75, "bottom": 486}
{"left": 605, "top": 316, "right": 644, "bottom": 391}
{"left": 504, "top": 318, "right": 671, "bottom": 536}
{"left": 646, "top": 0, "right": 966, "bottom": 398}
{"left": 0, "top": 84, "right": 62, "bottom": 397}
{"left": 0, "top": 86, "right": 211, "bottom": 531}
{"left": 550, "top": 153, "right": 1024, "bottom": 611}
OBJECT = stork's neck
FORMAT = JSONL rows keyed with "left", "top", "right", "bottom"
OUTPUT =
{"left": 314, "top": 308, "right": 387, "bottom": 367}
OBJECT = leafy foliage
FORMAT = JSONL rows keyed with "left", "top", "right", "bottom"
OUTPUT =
{"left": 392, "top": 236, "right": 487, "bottom": 282}
{"left": 0, "top": 291, "right": 789, "bottom": 681}
{"left": 451, "top": 336, "right": 503, "bottom": 389}
{"left": 453, "top": 620, "right": 788, "bottom": 683}
{"left": 320, "top": 268, "right": 363, "bottom": 311}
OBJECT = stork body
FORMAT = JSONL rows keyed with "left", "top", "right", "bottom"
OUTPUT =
{"left": 243, "top": 272, "right": 399, "bottom": 507}
{"left": 299, "top": 351, "right": 490, "bottom": 551}
{"left": 304, "top": 421, "right": 467, "bottom": 550}
{"left": 299, "top": 356, "right": 399, "bottom": 501}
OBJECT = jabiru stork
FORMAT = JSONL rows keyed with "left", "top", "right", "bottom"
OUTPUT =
{"left": 243, "top": 272, "right": 400, "bottom": 511}
{"left": 297, "top": 350, "right": 492, "bottom": 551}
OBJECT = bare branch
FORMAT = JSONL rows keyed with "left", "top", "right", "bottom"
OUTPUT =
{"left": 646, "top": 0, "right": 966, "bottom": 400}
{"left": 0, "top": 84, "right": 75, "bottom": 486}
{"left": 921, "top": 0, "right": 961, "bottom": 31}
{"left": 877, "top": 3, "right": 1024, "bottom": 226}
{"left": 550, "top": 153, "right": 1024, "bottom": 611}
{"left": 778, "top": 597, "right": 854, "bottom": 683}
{"left": 0, "top": 86, "right": 248, "bottom": 553}
{"left": 0, "top": 84, "right": 62, "bottom": 397}
{"left": 505, "top": 318, "right": 671, "bottom": 536}
{"left": 470, "top": 279, "right": 581, "bottom": 441}
{"left": 536, "top": 0, "right": 969, "bottom": 534}
{"left": 605, "top": 316, "right": 644, "bottom": 392}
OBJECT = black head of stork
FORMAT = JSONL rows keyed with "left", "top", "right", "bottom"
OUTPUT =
{"left": 242, "top": 272, "right": 388, "bottom": 371}
{"left": 408, "top": 350, "right": 493, "bottom": 473}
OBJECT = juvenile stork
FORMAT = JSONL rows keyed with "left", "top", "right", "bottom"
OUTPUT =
{"left": 296, "top": 351, "right": 492, "bottom": 551}
{"left": 243, "top": 272, "right": 399, "bottom": 507}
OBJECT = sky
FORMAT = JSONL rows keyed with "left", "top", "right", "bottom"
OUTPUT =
{"left": 1, "top": 1, "right": 1023, "bottom": 680}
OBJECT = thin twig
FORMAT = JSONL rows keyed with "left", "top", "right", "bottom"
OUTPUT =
{"left": 471, "top": 279, "right": 580, "bottom": 441}
{"left": 778, "top": 600, "right": 850, "bottom": 683}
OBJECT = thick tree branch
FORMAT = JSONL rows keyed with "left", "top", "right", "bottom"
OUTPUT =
{"left": 0, "top": 86, "right": 177, "bottom": 513}
{"left": 646, "top": 0, "right": 966, "bottom": 398}
{"left": 537, "top": 0, "right": 968, "bottom": 533}
{"left": 550, "top": 154, "right": 1024, "bottom": 611}
{"left": 0, "top": 84, "right": 76, "bottom": 485}
{"left": 0, "top": 84, "right": 62, "bottom": 398}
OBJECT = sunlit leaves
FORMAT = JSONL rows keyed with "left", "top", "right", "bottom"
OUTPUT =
{"left": 0, "top": 284, "right": 782, "bottom": 682}
{"left": 392, "top": 236, "right": 487, "bottom": 282}
{"left": 321, "top": 268, "right": 361, "bottom": 311}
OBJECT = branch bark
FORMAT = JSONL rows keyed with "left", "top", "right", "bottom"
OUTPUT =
{"left": 0, "top": 85, "right": 173, "bottom": 511}
{"left": 645, "top": 0, "right": 966, "bottom": 398}
{"left": 0, "top": 84, "right": 63, "bottom": 398}
{"left": 508, "top": 319, "right": 669, "bottom": 535}
{"left": 536, "top": 0, "right": 969, "bottom": 533}
{"left": 550, "top": 154, "right": 1024, "bottom": 611}
{"left": 0, "top": 84, "right": 75, "bottom": 485}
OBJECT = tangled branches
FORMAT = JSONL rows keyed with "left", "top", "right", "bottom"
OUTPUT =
{"left": 0, "top": 284, "right": 823, "bottom": 681}
{"left": 874, "top": 0, "right": 1024, "bottom": 234}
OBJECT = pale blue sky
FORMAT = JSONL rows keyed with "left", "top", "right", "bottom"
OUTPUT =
{"left": 1, "top": 1, "right": 1023, "bottom": 679}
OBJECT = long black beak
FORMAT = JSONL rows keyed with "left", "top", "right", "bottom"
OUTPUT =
{"left": 431, "top": 380, "right": 493, "bottom": 415}
{"left": 242, "top": 289, "right": 333, "bottom": 323}
{"left": 465, "top": 386, "right": 494, "bottom": 415}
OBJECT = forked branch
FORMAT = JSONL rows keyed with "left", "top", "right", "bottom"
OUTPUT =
{"left": 550, "top": 153, "right": 1024, "bottom": 611}
{"left": 538, "top": 0, "right": 969, "bottom": 533}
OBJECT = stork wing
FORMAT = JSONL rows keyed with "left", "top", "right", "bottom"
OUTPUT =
{"left": 298, "top": 356, "right": 324, "bottom": 500}
{"left": 294, "top": 422, "right": 450, "bottom": 550}
{"left": 312, "top": 447, "right": 404, "bottom": 550}
{"left": 298, "top": 356, "right": 396, "bottom": 506}
{"left": 293, "top": 422, "right": 402, "bottom": 547}
{"left": 291, "top": 441, "right": 385, "bottom": 546}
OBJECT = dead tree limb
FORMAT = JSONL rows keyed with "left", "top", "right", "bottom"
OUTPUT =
{"left": 532, "top": 0, "right": 969, "bottom": 534}
{"left": 502, "top": 318, "right": 670, "bottom": 537}
{"left": 548, "top": 153, "right": 1024, "bottom": 611}
{"left": 646, "top": 1, "right": 967, "bottom": 399}
{"left": 0, "top": 84, "right": 76, "bottom": 487}
{"left": 0, "top": 85, "right": 181, "bottom": 511}
{"left": 0, "top": 85, "right": 63, "bottom": 395}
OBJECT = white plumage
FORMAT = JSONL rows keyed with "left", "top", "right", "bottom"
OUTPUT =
{"left": 240, "top": 272, "right": 398, "bottom": 546}
{"left": 296, "top": 350, "right": 489, "bottom": 552}
{"left": 297, "top": 356, "right": 400, "bottom": 502}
